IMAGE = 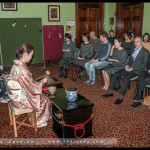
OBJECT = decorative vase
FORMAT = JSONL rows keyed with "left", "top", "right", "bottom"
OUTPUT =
{"left": 48, "top": 86, "right": 56, "bottom": 98}
{"left": 67, "top": 101, "right": 77, "bottom": 110}
{"left": 65, "top": 88, "right": 78, "bottom": 102}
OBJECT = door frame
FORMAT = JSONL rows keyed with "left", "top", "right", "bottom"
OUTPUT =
{"left": 75, "top": 2, "right": 104, "bottom": 48}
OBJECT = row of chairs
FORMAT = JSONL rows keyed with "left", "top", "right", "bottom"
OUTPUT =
{"left": 75, "top": 48, "right": 150, "bottom": 96}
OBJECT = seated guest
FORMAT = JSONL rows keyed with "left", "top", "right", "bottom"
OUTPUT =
{"left": 84, "top": 31, "right": 111, "bottom": 85}
{"left": 59, "top": 33, "right": 76, "bottom": 78}
{"left": 64, "top": 25, "right": 75, "bottom": 42}
{"left": 71, "top": 33, "right": 93, "bottom": 81}
{"left": 102, "top": 37, "right": 149, "bottom": 106}
{"left": 122, "top": 32, "right": 134, "bottom": 56}
{"left": 10, "top": 43, "right": 51, "bottom": 128}
{"left": 131, "top": 57, "right": 150, "bottom": 108}
{"left": 143, "top": 33, "right": 150, "bottom": 43}
{"left": 89, "top": 31, "right": 101, "bottom": 56}
{"left": 0, "top": 69, "right": 9, "bottom": 103}
{"left": 108, "top": 30, "right": 116, "bottom": 46}
{"left": 102, "top": 38, "right": 128, "bottom": 91}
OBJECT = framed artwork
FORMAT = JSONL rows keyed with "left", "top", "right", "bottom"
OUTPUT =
{"left": 48, "top": 5, "right": 60, "bottom": 21}
{"left": 1, "top": 2, "right": 17, "bottom": 11}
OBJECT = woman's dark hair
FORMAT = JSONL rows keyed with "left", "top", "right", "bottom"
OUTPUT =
{"left": 16, "top": 43, "right": 34, "bottom": 59}
{"left": 124, "top": 32, "right": 132, "bottom": 39}
{"left": 109, "top": 30, "right": 114, "bottom": 33}
{"left": 99, "top": 31, "right": 108, "bottom": 39}
{"left": 81, "top": 33, "right": 89, "bottom": 42}
{"left": 143, "top": 33, "right": 150, "bottom": 42}
{"left": 65, "top": 33, "right": 72, "bottom": 40}
{"left": 66, "top": 25, "right": 71, "bottom": 29}
{"left": 114, "top": 37, "right": 123, "bottom": 46}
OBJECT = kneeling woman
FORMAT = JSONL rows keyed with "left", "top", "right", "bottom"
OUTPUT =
{"left": 102, "top": 38, "right": 128, "bottom": 91}
{"left": 71, "top": 33, "right": 93, "bottom": 81}
{"left": 10, "top": 43, "right": 51, "bottom": 128}
{"left": 59, "top": 33, "right": 76, "bottom": 78}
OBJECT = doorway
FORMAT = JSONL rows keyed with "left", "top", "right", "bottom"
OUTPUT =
{"left": 75, "top": 2, "right": 104, "bottom": 48}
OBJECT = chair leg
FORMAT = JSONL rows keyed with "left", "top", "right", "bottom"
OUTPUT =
{"left": 8, "top": 104, "right": 13, "bottom": 125}
{"left": 12, "top": 114, "right": 17, "bottom": 138}
{"left": 33, "top": 111, "right": 37, "bottom": 132}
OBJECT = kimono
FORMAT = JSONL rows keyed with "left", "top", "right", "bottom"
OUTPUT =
{"left": 0, "top": 69, "right": 9, "bottom": 102}
{"left": 10, "top": 60, "right": 51, "bottom": 128}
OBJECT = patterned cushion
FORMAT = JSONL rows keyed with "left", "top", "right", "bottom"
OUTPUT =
{"left": 7, "top": 79, "right": 22, "bottom": 102}
{"left": 13, "top": 107, "right": 33, "bottom": 115}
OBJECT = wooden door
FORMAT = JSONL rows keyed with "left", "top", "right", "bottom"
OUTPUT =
{"left": 115, "top": 2, "right": 144, "bottom": 37}
{"left": 76, "top": 3, "right": 104, "bottom": 48}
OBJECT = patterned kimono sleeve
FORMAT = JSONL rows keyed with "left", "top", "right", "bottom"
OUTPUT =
{"left": 20, "top": 69, "right": 42, "bottom": 95}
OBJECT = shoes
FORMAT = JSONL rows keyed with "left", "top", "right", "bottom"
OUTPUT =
{"left": 101, "top": 93, "right": 113, "bottom": 98}
{"left": 130, "top": 102, "right": 141, "bottom": 108}
{"left": 114, "top": 98, "right": 123, "bottom": 104}
{"left": 101, "top": 88, "right": 108, "bottom": 92}
{"left": 88, "top": 80, "right": 95, "bottom": 85}
{"left": 84, "top": 79, "right": 91, "bottom": 84}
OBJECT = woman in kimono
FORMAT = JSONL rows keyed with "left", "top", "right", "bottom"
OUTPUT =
{"left": 0, "top": 69, "right": 9, "bottom": 103}
{"left": 10, "top": 43, "right": 51, "bottom": 128}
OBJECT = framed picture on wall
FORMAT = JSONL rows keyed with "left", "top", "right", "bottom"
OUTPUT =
{"left": 1, "top": 2, "right": 17, "bottom": 11}
{"left": 48, "top": 5, "right": 60, "bottom": 21}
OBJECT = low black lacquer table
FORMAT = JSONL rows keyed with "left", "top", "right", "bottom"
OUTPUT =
{"left": 49, "top": 88, "right": 94, "bottom": 139}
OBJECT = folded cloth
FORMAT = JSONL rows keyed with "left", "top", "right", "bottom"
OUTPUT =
{"left": 42, "top": 87, "right": 48, "bottom": 93}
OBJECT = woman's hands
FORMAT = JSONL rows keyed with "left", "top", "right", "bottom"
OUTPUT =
{"left": 63, "top": 49, "right": 70, "bottom": 52}
{"left": 40, "top": 77, "right": 48, "bottom": 86}
{"left": 109, "top": 59, "right": 119, "bottom": 62}
{"left": 77, "top": 57, "right": 85, "bottom": 60}
{"left": 110, "top": 45, "right": 115, "bottom": 56}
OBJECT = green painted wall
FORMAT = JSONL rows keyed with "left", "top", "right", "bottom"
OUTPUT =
{"left": 0, "top": 2, "right": 76, "bottom": 38}
{"left": 104, "top": 3, "right": 116, "bottom": 35}
{"left": 1, "top": 2, "right": 150, "bottom": 39}
{"left": 143, "top": 3, "right": 150, "bottom": 35}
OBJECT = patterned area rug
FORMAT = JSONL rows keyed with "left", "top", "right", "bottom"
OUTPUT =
{"left": 0, "top": 59, "right": 150, "bottom": 148}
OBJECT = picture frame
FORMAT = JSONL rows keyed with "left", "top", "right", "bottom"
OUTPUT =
{"left": 1, "top": 2, "right": 17, "bottom": 11}
{"left": 48, "top": 5, "right": 60, "bottom": 21}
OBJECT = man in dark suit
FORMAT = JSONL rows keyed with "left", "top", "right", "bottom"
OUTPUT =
{"left": 102, "top": 36, "right": 149, "bottom": 106}
{"left": 132, "top": 57, "right": 150, "bottom": 108}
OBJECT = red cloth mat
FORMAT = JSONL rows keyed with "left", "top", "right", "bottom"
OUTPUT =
{"left": 42, "top": 87, "right": 48, "bottom": 93}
